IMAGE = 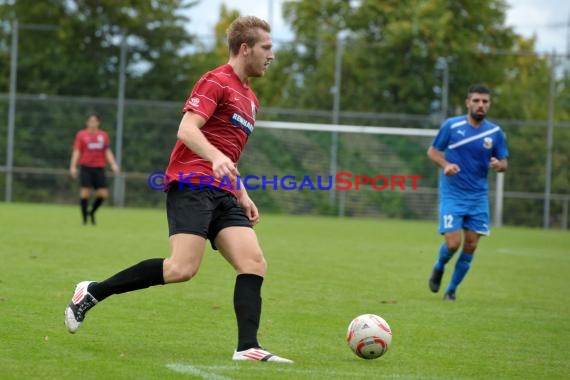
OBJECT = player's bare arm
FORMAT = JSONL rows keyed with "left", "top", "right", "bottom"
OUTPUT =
{"left": 177, "top": 111, "right": 238, "bottom": 181}
{"left": 69, "top": 148, "right": 80, "bottom": 178}
{"left": 236, "top": 183, "right": 260, "bottom": 225}
{"left": 427, "top": 146, "right": 460, "bottom": 176}
{"left": 105, "top": 149, "right": 119, "bottom": 174}
{"left": 490, "top": 157, "right": 508, "bottom": 172}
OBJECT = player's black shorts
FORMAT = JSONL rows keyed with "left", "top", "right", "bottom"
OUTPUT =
{"left": 166, "top": 182, "right": 252, "bottom": 250}
{"left": 79, "top": 165, "right": 107, "bottom": 189}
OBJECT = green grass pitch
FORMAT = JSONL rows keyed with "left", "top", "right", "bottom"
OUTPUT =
{"left": 0, "top": 202, "right": 568, "bottom": 379}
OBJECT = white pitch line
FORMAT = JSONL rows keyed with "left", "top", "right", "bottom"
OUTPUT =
{"left": 167, "top": 362, "right": 458, "bottom": 380}
{"left": 165, "top": 363, "right": 233, "bottom": 380}
{"left": 167, "top": 363, "right": 367, "bottom": 379}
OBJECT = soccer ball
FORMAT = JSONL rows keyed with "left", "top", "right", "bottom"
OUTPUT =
{"left": 346, "top": 313, "right": 392, "bottom": 359}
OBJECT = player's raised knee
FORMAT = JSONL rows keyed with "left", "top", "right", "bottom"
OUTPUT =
{"left": 163, "top": 260, "right": 199, "bottom": 283}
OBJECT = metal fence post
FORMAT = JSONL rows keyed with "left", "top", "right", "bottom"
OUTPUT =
{"left": 331, "top": 32, "right": 348, "bottom": 215}
{"left": 5, "top": 20, "right": 18, "bottom": 203}
{"left": 494, "top": 172, "right": 504, "bottom": 227}
{"left": 113, "top": 33, "right": 127, "bottom": 207}
{"left": 543, "top": 52, "right": 556, "bottom": 229}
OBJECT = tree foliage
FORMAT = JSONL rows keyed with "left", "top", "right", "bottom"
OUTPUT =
{"left": 273, "top": 0, "right": 520, "bottom": 113}
{"left": 0, "top": 0, "right": 198, "bottom": 99}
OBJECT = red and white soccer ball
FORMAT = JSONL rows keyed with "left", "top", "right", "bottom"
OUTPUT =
{"left": 346, "top": 313, "right": 392, "bottom": 359}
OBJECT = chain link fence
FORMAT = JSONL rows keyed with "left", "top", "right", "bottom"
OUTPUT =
{"left": 1, "top": 25, "right": 568, "bottom": 228}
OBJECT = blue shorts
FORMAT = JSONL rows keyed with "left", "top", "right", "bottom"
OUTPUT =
{"left": 438, "top": 211, "right": 490, "bottom": 236}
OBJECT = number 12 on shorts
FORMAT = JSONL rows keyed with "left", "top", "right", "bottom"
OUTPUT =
{"left": 443, "top": 214, "right": 454, "bottom": 229}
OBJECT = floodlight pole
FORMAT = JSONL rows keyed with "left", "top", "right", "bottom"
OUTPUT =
{"left": 5, "top": 20, "right": 18, "bottom": 203}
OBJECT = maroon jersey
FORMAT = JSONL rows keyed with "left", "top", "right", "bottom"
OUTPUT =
{"left": 165, "top": 64, "right": 259, "bottom": 195}
{"left": 73, "top": 129, "right": 110, "bottom": 168}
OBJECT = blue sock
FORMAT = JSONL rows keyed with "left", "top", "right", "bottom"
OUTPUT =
{"left": 446, "top": 251, "right": 474, "bottom": 293}
{"left": 434, "top": 243, "right": 454, "bottom": 271}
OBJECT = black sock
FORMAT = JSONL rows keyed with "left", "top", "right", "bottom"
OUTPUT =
{"left": 80, "top": 198, "right": 89, "bottom": 224}
{"left": 91, "top": 197, "right": 104, "bottom": 214}
{"left": 88, "top": 258, "right": 165, "bottom": 302}
{"left": 234, "top": 273, "right": 263, "bottom": 351}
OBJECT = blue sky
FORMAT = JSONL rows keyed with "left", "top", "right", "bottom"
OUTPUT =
{"left": 185, "top": 0, "right": 569, "bottom": 55}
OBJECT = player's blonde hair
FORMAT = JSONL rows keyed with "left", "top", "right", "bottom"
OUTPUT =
{"left": 227, "top": 16, "right": 271, "bottom": 56}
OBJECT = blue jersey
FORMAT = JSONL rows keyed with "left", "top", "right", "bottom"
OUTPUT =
{"left": 432, "top": 115, "right": 509, "bottom": 214}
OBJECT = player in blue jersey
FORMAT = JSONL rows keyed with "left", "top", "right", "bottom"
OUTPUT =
{"left": 427, "top": 84, "right": 509, "bottom": 301}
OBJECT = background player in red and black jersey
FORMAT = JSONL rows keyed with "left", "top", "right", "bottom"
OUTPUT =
{"left": 64, "top": 16, "right": 293, "bottom": 363}
{"left": 69, "top": 112, "right": 119, "bottom": 225}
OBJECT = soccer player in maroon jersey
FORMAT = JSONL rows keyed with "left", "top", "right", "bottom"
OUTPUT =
{"left": 69, "top": 112, "right": 119, "bottom": 225}
{"left": 64, "top": 16, "right": 293, "bottom": 363}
